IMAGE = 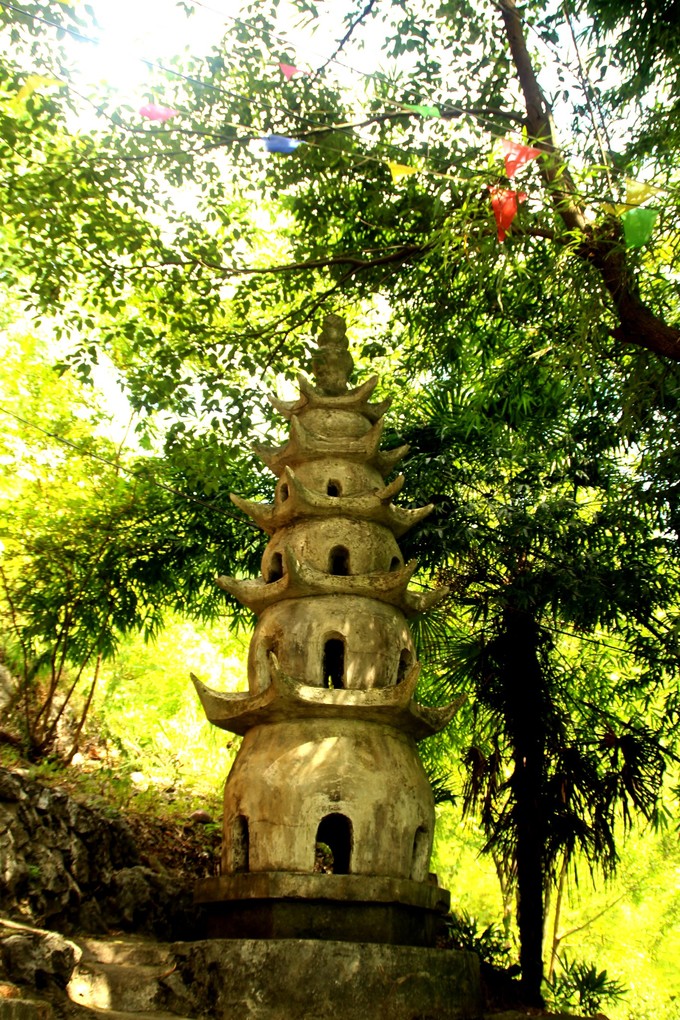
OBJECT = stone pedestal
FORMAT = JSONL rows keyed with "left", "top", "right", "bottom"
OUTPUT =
{"left": 164, "top": 938, "right": 483, "bottom": 1020}
{"left": 195, "top": 872, "right": 449, "bottom": 947}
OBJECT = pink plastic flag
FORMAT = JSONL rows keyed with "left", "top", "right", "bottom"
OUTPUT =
{"left": 279, "top": 63, "right": 307, "bottom": 80}
{"left": 502, "top": 139, "right": 542, "bottom": 179}
{"left": 139, "top": 103, "right": 178, "bottom": 123}
{"left": 489, "top": 186, "right": 527, "bottom": 241}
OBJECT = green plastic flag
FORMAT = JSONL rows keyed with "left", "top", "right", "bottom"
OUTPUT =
{"left": 621, "top": 207, "right": 658, "bottom": 248}
{"left": 403, "top": 103, "right": 441, "bottom": 118}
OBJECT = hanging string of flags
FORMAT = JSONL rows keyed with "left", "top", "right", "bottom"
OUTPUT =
{"left": 266, "top": 67, "right": 666, "bottom": 247}
{"left": 6, "top": 53, "right": 666, "bottom": 251}
{"left": 133, "top": 88, "right": 666, "bottom": 249}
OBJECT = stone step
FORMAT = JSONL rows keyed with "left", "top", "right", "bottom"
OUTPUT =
{"left": 0, "top": 999, "right": 53, "bottom": 1020}
{"left": 67, "top": 960, "right": 171, "bottom": 1014}
{"left": 69, "top": 1010, "right": 192, "bottom": 1020}
{"left": 75, "top": 938, "right": 172, "bottom": 970}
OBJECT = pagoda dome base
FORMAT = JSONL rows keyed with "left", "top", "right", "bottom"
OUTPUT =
{"left": 163, "top": 936, "right": 482, "bottom": 1020}
{"left": 194, "top": 870, "right": 449, "bottom": 948}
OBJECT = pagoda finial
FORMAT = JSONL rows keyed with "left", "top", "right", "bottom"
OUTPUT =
{"left": 311, "top": 314, "right": 354, "bottom": 396}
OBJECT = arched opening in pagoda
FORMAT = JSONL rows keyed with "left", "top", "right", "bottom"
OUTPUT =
{"left": 265, "top": 636, "right": 279, "bottom": 675}
{"left": 316, "top": 813, "right": 352, "bottom": 874}
{"left": 266, "top": 552, "right": 284, "bottom": 582}
{"left": 410, "top": 825, "right": 429, "bottom": 881}
{"left": 280, "top": 483, "right": 289, "bottom": 501}
{"left": 396, "top": 648, "right": 413, "bottom": 684}
{"left": 328, "top": 545, "right": 350, "bottom": 575}
{"left": 389, "top": 555, "right": 402, "bottom": 571}
{"left": 323, "top": 637, "right": 345, "bottom": 689}
{"left": 232, "top": 815, "right": 250, "bottom": 872}
{"left": 327, "top": 479, "right": 342, "bottom": 497}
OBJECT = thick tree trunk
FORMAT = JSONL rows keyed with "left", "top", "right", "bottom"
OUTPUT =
{"left": 498, "top": 0, "right": 680, "bottom": 361}
{"left": 503, "top": 609, "right": 547, "bottom": 1007}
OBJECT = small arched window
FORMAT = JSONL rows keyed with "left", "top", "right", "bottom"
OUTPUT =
{"left": 410, "top": 825, "right": 429, "bottom": 881}
{"left": 389, "top": 555, "right": 402, "bottom": 572}
{"left": 280, "top": 483, "right": 290, "bottom": 502}
{"left": 232, "top": 815, "right": 250, "bottom": 873}
{"left": 315, "top": 813, "right": 352, "bottom": 875}
{"left": 323, "top": 638, "right": 345, "bottom": 689}
{"left": 328, "top": 545, "right": 350, "bottom": 576}
{"left": 327, "top": 480, "right": 342, "bottom": 497}
{"left": 266, "top": 552, "right": 283, "bottom": 583}
{"left": 396, "top": 648, "right": 413, "bottom": 684}
{"left": 265, "top": 637, "right": 279, "bottom": 672}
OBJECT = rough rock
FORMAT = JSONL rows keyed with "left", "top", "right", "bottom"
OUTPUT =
{"left": 0, "top": 930, "right": 80, "bottom": 989}
{"left": 0, "top": 768, "right": 197, "bottom": 941}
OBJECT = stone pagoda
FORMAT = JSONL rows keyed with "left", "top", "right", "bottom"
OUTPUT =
{"left": 192, "top": 315, "right": 467, "bottom": 956}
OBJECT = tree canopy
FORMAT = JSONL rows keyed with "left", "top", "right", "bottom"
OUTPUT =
{"left": 2, "top": 0, "right": 680, "bottom": 1007}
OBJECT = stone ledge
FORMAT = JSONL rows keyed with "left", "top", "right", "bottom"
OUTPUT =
{"left": 195, "top": 871, "right": 449, "bottom": 911}
{"left": 194, "top": 872, "right": 450, "bottom": 945}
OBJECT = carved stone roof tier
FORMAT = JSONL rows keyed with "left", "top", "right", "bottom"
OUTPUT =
{"left": 254, "top": 416, "right": 409, "bottom": 478}
{"left": 216, "top": 548, "right": 448, "bottom": 617}
{"left": 269, "top": 374, "right": 391, "bottom": 423}
{"left": 191, "top": 660, "right": 464, "bottom": 741}
{"left": 231, "top": 468, "right": 433, "bottom": 538}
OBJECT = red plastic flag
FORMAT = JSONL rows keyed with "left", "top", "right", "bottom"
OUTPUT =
{"left": 139, "top": 103, "right": 178, "bottom": 123}
{"left": 501, "top": 138, "right": 541, "bottom": 178}
{"left": 488, "top": 186, "right": 527, "bottom": 241}
{"left": 279, "top": 63, "right": 307, "bottom": 80}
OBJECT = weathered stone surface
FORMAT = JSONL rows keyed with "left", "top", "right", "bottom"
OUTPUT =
{"left": 248, "top": 595, "right": 415, "bottom": 693}
{"left": 105, "top": 868, "right": 196, "bottom": 943}
{"left": 217, "top": 718, "right": 436, "bottom": 882}
{"left": 162, "top": 938, "right": 483, "bottom": 1020}
{"left": 202, "top": 317, "right": 462, "bottom": 940}
{"left": 195, "top": 871, "right": 449, "bottom": 945}
{"left": 0, "top": 930, "right": 80, "bottom": 989}
{"left": 68, "top": 959, "right": 164, "bottom": 1013}
{"left": 0, "top": 996, "right": 53, "bottom": 1020}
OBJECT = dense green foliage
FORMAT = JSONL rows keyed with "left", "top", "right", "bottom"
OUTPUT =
{"left": 2, "top": 0, "right": 680, "bottom": 1010}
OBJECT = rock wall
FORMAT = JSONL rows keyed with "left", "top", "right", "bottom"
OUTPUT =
{"left": 0, "top": 767, "right": 198, "bottom": 941}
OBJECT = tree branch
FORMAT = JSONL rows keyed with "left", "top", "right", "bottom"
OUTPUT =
{"left": 164, "top": 243, "right": 433, "bottom": 278}
{"left": 315, "top": 0, "right": 379, "bottom": 74}
{"left": 299, "top": 104, "right": 524, "bottom": 138}
{"left": 498, "top": 0, "right": 680, "bottom": 360}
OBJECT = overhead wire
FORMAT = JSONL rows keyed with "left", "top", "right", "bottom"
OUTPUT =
{"left": 0, "top": 2, "right": 594, "bottom": 207}
{"left": 0, "top": 0, "right": 545, "bottom": 187}
{"left": 2, "top": 0, "right": 675, "bottom": 223}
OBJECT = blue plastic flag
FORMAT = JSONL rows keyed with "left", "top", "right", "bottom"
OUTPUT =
{"left": 264, "top": 134, "right": 304, "bottom": 154}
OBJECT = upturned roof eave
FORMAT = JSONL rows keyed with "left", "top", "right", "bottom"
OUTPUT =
{"left": 268, "top": 374, "right": 391, "bottom": 423}
{"left": 230, "top": 475, "right": 433, "bottom": 538}
{"left": 215, "top": 553, "right": 448, "bottom": 617}
{"left": 190, "top": 670, "right": 463, "bottom": 741}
